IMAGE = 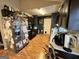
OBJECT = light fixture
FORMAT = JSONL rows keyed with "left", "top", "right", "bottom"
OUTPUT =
{"left": 38, "top": 8, "right": 47, "bottom": 15}
{"left": 65, "top": 7, "right": 68, "bottom": 13}
{"left": 34, "top": 8, "right": 47, "bottom": 15}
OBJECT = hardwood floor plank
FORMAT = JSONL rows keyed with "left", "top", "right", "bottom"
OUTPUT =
{"left": 0, "top": 34, "right": 49, "bottom": 59}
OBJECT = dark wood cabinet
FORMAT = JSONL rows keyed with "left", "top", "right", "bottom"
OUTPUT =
{"left": 55, "top": 49, "right": 79, "bottom": 59}
{"left": 68, "top": 0, "right": 79, "bottom": 31}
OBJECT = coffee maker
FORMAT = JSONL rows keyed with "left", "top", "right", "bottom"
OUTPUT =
{"left": 54, "top": 33, "right": 65, "bottom": 46}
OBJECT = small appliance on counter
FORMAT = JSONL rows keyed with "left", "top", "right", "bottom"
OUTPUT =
{"left": 54, "top": 33, "right": 65, "bottom": 46}
{"left": 54, "top": 33, "right": 72, "bottom": 52}
{"left": 63, "top": 34, "right": 72, "bottom": 52}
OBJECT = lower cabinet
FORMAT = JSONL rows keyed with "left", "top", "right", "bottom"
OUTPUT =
{"left": 55, "top": 49, "right": 79, "bottom": 59}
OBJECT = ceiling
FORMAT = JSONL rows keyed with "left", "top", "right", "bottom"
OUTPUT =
{"left": 20, "top": 0, "right": 64, "bottom": 16}
{"left": 26, "top": 5, "right": 59, "bottom": 16}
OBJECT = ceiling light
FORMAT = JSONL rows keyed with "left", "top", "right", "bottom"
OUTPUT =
{"left": 38, "top": 8, "right": 47, "bottom": 15}
{"left": 34, "top": 8, "right": 47, "bottom": 15}
{"left": 43, "top": 0, "right": 62, "bottom": 2}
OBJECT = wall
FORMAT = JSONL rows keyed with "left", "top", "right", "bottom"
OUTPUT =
{"left": 51, "top": 13, "right": 59, "bottom": 28}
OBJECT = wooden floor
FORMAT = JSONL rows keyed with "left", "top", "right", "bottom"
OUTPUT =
{"left": 0, "top": 34, "right": 49, "bottom": 59}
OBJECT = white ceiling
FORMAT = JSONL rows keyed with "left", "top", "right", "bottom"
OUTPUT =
{"left": 26, "top": 5, "right": 58, "bottom": 16}
{"left": 20, "top": 0, "right": 64, "bottom": 16}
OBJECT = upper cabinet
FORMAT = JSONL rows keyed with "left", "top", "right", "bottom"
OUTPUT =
{"left": 68, "top": 0, "right": 79, "bottom": 31}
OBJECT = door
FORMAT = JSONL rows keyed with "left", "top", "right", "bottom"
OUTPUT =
{"left": 44, "top": 18, "right": 51, "bottom": 34}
